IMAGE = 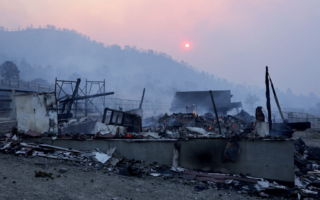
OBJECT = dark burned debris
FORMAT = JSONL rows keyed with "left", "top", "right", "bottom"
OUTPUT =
{"left": 141, "top": 110, "right": 256, "bottom": 139}
{"left": 1, "top": 134, "right": 319, "bottom": 198}
{"left": 35, "top": 171, "right": 54, "bottom": 179}
{"left": 294, "top": 138, "right": 320, "bottom": 198}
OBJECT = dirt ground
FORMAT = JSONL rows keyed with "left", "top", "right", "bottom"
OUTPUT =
{"left": 0, "top": 154, "right": 264, "bottom": 200}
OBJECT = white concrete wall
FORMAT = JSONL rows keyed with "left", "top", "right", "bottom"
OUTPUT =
{"left": 15, "top": 93, "right": 58, "bottom": 134}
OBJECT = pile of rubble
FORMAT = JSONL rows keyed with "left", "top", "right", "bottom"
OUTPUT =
{"left": 141, "top": 110, "right": 279, "bottom": 140}
{"left": 1, "top": 130, "right": 319, "bottom": 199}
{"left": 50, "top": 111, "right": 255, "bottom": 140}
{"left": 294, "top": 138, "right": 320, "bottom": 198}
{"left": 9, "top": 107, "right": 291, "bottom": 140}
{"left": 0, "top": 140, "right": 117, "bottom": 170}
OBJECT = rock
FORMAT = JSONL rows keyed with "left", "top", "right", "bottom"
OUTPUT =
{"left": 59, "top": 168, "right": 68, "bottom": 174}
{"left": 194, "top": 186, "right": 206, "bottom": 192}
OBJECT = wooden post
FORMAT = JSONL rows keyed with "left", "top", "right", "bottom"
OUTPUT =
{"left": 139, "top": 88, "right": 146, "bottom": 109}
{"left": 269, "top": 75, "right": 285, "bottom": 123}
{"left": 266, "top": 66, "right": 272, "bottom": 134}
{"left": 209, "top": 90, "right": 222, "bottom": 135}
{"left": 54, "top": 77, "right": 57, "bottom": 112}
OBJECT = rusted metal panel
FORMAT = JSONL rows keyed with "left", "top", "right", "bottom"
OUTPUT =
{"left": 15, "top": 92, "right": 58, "bottom": 134}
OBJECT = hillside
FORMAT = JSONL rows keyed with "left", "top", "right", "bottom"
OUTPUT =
{"left": 0, "top": 28, "right": 319, "bottom": 113}
{"left": 0, "top": 29, "right": 228, "bottom": 100}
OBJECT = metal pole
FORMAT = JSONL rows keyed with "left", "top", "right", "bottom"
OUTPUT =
{"left": 209, "top": 90, "right": 222, "bottom": 135}
{"left": 85, "top": 79, "right": 87, "bottom": 117}
{"left": 54, "top": 77, "right": 57, "bottom": 114}
{"left": 75, "top": 90, "right": 78, "bottom": 118}
{"left": 103, "top": 79, "right": 105, "bottom": 108}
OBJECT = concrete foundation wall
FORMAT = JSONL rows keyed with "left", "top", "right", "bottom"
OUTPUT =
{"left": 34, "top": 138, "right": 294, "bottom": 183}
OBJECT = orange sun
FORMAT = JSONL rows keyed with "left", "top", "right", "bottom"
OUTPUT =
{"left": 185, "top": 43, "right": 190, "bottom": 48}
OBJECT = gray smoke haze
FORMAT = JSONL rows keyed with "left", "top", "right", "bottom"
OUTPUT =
{"left": 0, "top": 28, "right": 319, "bottom": 117}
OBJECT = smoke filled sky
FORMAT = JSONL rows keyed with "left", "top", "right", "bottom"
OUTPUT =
{"left": 0, "top": 0, "right": 319, "bottom": 96}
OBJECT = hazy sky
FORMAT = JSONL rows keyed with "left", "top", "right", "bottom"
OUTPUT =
{"left": 0, "top": 0, "right": 319, "bottom": 96}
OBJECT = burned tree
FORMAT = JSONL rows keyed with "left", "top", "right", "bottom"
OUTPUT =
{"left": 0, "top": 61, "right": 20, "bottom": 80}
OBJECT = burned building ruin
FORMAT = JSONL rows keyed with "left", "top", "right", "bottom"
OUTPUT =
{"left": 170, "top": 90, "right": 242, "bottom": 116}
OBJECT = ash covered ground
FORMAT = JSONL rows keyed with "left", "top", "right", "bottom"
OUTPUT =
{"left": 0, "top": 153, "right": 260, "bottom": 200}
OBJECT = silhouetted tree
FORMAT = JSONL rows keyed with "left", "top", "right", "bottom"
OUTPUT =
{"left": 0, "top": 61, "right": 20, "bottom": 79}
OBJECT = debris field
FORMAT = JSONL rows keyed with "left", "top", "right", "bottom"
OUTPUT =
{"left": 0, "top": 68, "right": 319, "bottom": 199}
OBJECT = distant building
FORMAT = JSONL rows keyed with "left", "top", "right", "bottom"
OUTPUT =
{"left": 170, "top": 90, "right": 242, "bottom": 116}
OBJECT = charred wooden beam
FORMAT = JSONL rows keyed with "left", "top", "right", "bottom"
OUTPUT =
{"left": 265, "top": 66, "right": 272, "bottom": 133}
{"left": 139, "top": 88, "right": 145, "bottom": 109}
{"left": 209, "top": 90, "right": 222, "bottom": 135}
{"left": 268, "top": 75, "right": 286, "bottom": 123}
